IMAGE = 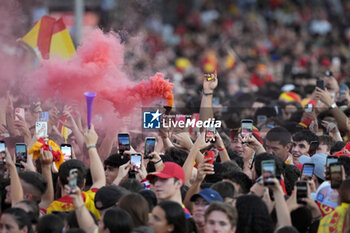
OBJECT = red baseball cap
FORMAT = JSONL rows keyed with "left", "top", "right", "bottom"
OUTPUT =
{"left": 146, "top": 162, "right": 185, "bottom": 183}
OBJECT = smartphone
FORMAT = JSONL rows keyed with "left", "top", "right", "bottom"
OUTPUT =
{"left": 257, "top": 115, "right": 267, "bottom": 125}
{"left": 15, "top": 108, "right": 25, "bottom": 121}
{"left": 203, "top": 150, "right": 214, "bottom": 164}
{"left": 61, "top": 144, "right": 72, "bottom": 161}
{"left": 15, "top": 143, "right": 27, "bottom": 166}
{"left": 69, "top": 168, "right": 78, "bottom": 191}
{"left": 39, "top": 112, "right": 49, "bottom": 121}
{"left": 304, "top": 103, "right": 313, "bottom": 113}
{"left": 205, "top": 126, "right": 216, "bottom": 143}
{"left": 262, "top": 160, "right": 275, "bottom": 186}
{"left": 339, "top": 84, "right": 347, "bottom": 97}
{"left": 241, "top": 119, "right": 253, "bottom": 137}
{"left": 0, "top": 141, "right": 5, "bottom": 164}
{"left": 118, "top": 133, "right": 130, "bottom": 152}
{"left": 326, "top": 156, "right": 338, "bottom": 180}
{"left": 35, "top": 121, "right": 48, "bottom": 138}
{"left": 330, "top": 163, "right": 342, "bottom": 189}
{"left": 131, "top": 153, "right": 142, "bottom": 170}
{"left": 144, "top": 137, "right": 156, "bottom": 159}
{"left": 296, "top": 181, "right": 308, "bottom": 204}
{"left": 212, "top": 97, "right": 220, "bottom": 106}
{"left": 317, "top": 80, "right": 325, "bottom": 90}
{"left": 302, "top": 163, "right": 315, "bottom": 180}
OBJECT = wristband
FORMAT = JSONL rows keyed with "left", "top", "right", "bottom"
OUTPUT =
{"left": 203, "top": 91, "right": 213, "bottom": 96}
{"left": 217, "top": 147, "right": 225, "bottom": 151}
{"left": 87, "top": 145, "right": 96, "bottom": 150}
{"left": 329, "top": 103, "right": 337, "bottom": 110}
{"left": 154, "top": 159, "right": 162, "bottom": 164}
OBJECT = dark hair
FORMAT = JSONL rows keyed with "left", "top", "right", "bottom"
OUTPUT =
{"left": 290, "top": 207, "right": 312, "bottom": 233}
{"left": 37, "top": 214, "right": 64, "bottom": 233}
{"left": 19, "top": 171, "right": 47, "bottom": 201}
{"left": 265, "top": 127, "right": 291, "bottom": 146}
{"left": 120, "top": 178, "right": 144, "bottom": 192}
{"left": 118, "top": 193, "right": 149, "bottom": 227}
{"left": 157, "top": 201, "right": 188, "bottom": 233}
{"left": 163, "top": 147, "right": 189, "bottom": 166}
{"left": 103, "top": 207, "right": 133, "bottom": 233}
{"left": 339, "top": 156, "right": 350, "bottom": 178}
{"left": 283, "top": 164, "right": 301, "bottom": 195}
{"left": 318, "top": 135, "right": 335, "bottom": 151}
{"left": 3, "top": 208, "right": 33, "bottom": 233}
{"left": 104, "top": 153, "right": 129, "bottom": 168}
{"left": 292, "top": 130, "right": 318, "bottom": 145}
{"left": 205, "top": 201, "right": 238, "bottom": 227}
{"left": 66, "top": 229, "right": 86, "bottom": 233}
{"left": 276, "top": 226, "right": 299, "bottom": 233}
{"left": 254, "top": 153, "right": 285, "bottom": 178}
{"left": 58, "top": 159, "right": 87, "bottom": 188}
{"left": 235, "top": 195, "right": 274, "bottom": 233}
{"left": 210, "top": 181, "right": 235, "bottom": 199}
{"left": 222, "top": 171, "right": 252, "bottom": 194}
{"left": 132, "top": 226, "right": 156, "bottom": 233}
{"left": 331, "top": 141, "right": 347, "bottom": 155}
{"left": 205, "top": 160, "right": 242, "bottom": 183}
{"left": 67, "top": 210, "right": 97, "bottom": 229}
{"left": 139, "top": 189, "right": 157, "bottom": 211}
{"left": 15, "top": 200, "right": 40, "bottom": 224}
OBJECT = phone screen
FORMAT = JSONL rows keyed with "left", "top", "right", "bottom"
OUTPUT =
{"left": 205, "top": 126, "right": 216, "bottom": 143}
{"left": 339, "top": 84, "right": 347, "bottom": 96}
{"left": 330, "top": 164, "right": 342, "bottom": 189}
{"left": 302, "top": 164, "right": 314, "bottom": 180}
{"left": 39, "top": 112, "right": 50, "bottom": 121}
{"left": 296, "top": 181, "right": 308, "bottom": 204}
{"left": 304, "top": 103, "right": 313, "bottom": 113}
{"left": 15, "top": 143, "right": 27, "bottom": 165}
{"left": 131, "top": 153, "right": 142, "bottom": 170}
{"left": 61, "top": 144, "right": 72, "bottom": 161}
{"left": 317, "top": 80, "right": 325, "bottom": 90}
{"left": 35, "top": 121, "right": 48, "bottom": 138}
{"left": 257, "top": 115, "right": 267, "bottom": 125}
{"left": 118, "top": 133, "right": 130, "bottom": 151}
{"left": 69, "top": 168, "right": 78, "bottom": 190}
{"left": 145, "top": 138, "right": 156, "bottom": 157}
{"left": 262, "top": 160, "right": 275, "bottom": 186}
{"left": 0, "top": 141, "right": 5, "bottom": 164}
{"left": 241, "top": 119, "right": 253, "bottom": 137}
{"left": 327, "top": 156, "right": 338, "bottom": 165}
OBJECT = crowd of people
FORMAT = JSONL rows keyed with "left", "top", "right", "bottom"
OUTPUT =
{"left": 1, "top": 0, "right": 350, "bottom": 233}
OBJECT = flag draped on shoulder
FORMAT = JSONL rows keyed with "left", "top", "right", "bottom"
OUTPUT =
{"left": 20, "top": 16, "right": 75, "bottom": 60}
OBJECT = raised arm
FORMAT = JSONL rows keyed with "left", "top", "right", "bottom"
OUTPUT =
{"left": 69, "top": 186, "right": 97, "bottom": 233}
{"left": 5, "top": 149, "right": 23, "bottom": 206}
{"left": 84, "top": 125, "right": 106, "bottom": 189}
{"left": 199, "top": 72, "right": 218, "bottom": 123}
{"left": 39, "top": 149, "right": 54, "bottom": 209}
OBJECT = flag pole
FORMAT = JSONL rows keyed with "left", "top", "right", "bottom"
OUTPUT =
{"left": 74, "top": 0, "right": 84, "bottom": 45}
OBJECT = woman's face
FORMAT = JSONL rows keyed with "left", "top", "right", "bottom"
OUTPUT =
{"left": 148, "top": 206, "right": 173, "bottom": 233}
{"left": 0, "top": 214, "right": 26, "bottom": 233}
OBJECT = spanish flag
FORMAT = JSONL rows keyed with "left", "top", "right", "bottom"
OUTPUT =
{"left": 20, "top": 16, "right": 75, "bottom": 60}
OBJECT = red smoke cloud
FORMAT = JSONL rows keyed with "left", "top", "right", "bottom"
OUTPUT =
{"left": 26, "top": 29, "right": 173, "bottom": 122}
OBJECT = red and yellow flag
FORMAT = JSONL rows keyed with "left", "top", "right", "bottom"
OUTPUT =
{"left": 20, "top": 16, "right": 75, "bottom": 60}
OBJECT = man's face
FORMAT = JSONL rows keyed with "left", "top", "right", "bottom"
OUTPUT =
{"left": 153, "top": 177, "right": 180, "bottom": 201}
{"left": 192, "top": 197, "right": 209, "bottom": 227}
{"left": 291, "top": 140, "right": 310, "bottom": 164}
{"left": 265, "top": 140, "right": 290, "bottom": 162}
{"left": 282, "top": 104, "right": 297, "bottom": 120}
{"left": 316, "top": 143, "right": 330, "bottom": 155}
{"left": 230, "top": 137, "right": 244, "bottom": 156}
{"left": 205, "top": 210, "right": 235, "bottom": 233}
{"left": 104, "top": 165, "right": 119, "bottom": 185}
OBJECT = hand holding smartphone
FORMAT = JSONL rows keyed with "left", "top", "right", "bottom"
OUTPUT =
{"left": 205, "top": 126, "right": 216, "bottom": 143}
{"left": 203, "top": 150, "right": 214, "bottom": 164}
{"left": 241, "top": 119, "right": 253, "bottom": 138}
{"left": 301, "top": 163, "right": 315, "bottom": 180}
{"left": 144, "top": 137, "right": 156, "bottom": 159}
{"left": 330, "top": 163, "right": 342, "bottom": 189}
{"left": 316, "top": 80, "right": 325, "bottom": 90}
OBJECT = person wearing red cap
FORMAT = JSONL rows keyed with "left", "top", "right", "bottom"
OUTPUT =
{"left": 146, "top": 162, "right": 185, "bottom": 206}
